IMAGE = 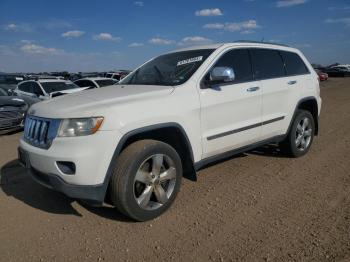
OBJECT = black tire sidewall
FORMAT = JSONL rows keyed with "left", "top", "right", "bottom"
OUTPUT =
{"left": 119, "top": 141, "right": 182, "bottom": 221}
{"left": 288, "top": 110, "right": 315, "bottom": 157}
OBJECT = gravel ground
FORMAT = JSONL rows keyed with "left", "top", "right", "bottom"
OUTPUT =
{"left": 0, "top": 78, "right": 350, "bottom": 262}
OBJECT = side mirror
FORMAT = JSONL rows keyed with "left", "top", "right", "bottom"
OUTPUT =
{"left": 202, "top": 67, "right": 235, "bottom": 89}
{"left": 210, "top": 67, "right": 235, "bottom": 83}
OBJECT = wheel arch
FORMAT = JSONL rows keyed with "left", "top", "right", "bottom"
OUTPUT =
{"left": 102, "top": 123, "right": 196, "bottom": 202}
{"left": 295, "top": 97, "right": 319, "bottom": 135}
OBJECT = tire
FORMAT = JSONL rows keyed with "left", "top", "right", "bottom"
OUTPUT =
{"left": 280, "top": 110, "right": 315, "bottom": 157}
{"left": 109, "top": 139, "right": 182, "bottom": 221}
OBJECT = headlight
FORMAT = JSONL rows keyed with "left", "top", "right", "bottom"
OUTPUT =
{"left": 58, "top": 117, "right": 104, "bottom": 137}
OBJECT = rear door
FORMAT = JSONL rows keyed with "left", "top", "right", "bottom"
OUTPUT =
{"left": 250, "top": 48, "right": 302, "bottom": 140}
{"left": 200, "top": 48, "right": 262, "bottom": 158}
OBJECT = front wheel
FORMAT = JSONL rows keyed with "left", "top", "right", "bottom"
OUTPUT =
{"left": 280, "top": 110, "right": 315, "bottom": 157}
{"left": 109, "top": 140, "right": 182, "bottom": 221}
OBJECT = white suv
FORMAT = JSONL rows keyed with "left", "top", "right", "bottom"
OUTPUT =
{"left": 18, "top": 42, "right": 321, "bottom": 221}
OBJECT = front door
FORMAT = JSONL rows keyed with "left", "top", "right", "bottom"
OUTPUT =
{"left": 200, "top": 48, "right": 262, "bottom": 159}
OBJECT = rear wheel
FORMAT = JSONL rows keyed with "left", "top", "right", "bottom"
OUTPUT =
{"left": 109, "top": 140, "right": 182, "bottom": 221}
{"left": 280, "top": 110, "right": 315, "bottom": 157}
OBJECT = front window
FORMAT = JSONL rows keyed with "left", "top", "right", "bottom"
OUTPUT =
{"left": 119, "top": 49, "right": 215, "bottom": 86}
{"left": 40, "top": 82, "right": 79, "bottom": 93}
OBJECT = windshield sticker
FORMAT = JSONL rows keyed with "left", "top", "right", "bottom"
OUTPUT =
{"left": 177, "top": 56, "right": 203, "bottom": 66}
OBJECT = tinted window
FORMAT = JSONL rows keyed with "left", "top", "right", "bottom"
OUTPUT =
{"left": 95, "top": 79, "right": 118, "bottom": 87}
{"left": 280, "top": 51, "right": 309, "bottom": 76}
{"left": 211, "top": 49, "right": 253, "bottom": 83}
{"left": 75, "top": 80, "right": 95, "bottom": 87}
{"left": 32, "top": 83, "right": 44, "bottom": 96}
{"left": 0, "top": 87, "right": 7, "bottom": 96}
{"left": 18, "top": 82, "right": 31, "bottom": 92}
{"left": 112, "top": 75, "right": 121, "bottom": 80}
{"left": 74, "top": 80, "right": 84, "bottom": 87}
{"left": 41, "top": 82, "right": 79, "bottom": 93}
{"left": 251, "top": 49, "right": 285, "bottom": 80}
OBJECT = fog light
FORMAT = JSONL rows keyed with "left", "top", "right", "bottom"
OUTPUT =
{"left": 57, "top": 161, "right": 76, "bottom": 175}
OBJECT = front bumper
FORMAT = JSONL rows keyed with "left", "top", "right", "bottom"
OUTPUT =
{"left": 28, "top": 165, "right": 105, "bottom": 204}
{"left": 19, "top": 130, "right": 122, "bottom": 202}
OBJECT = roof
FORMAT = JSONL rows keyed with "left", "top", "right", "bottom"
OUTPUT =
{"left": 27, "top": 79, "right": 71, "bottom": 83}
{"left": 76, "top": 77, "right": 117, "bottom": 81}
{"left": 172, "top": 41, "right": 295, "bottom": 53}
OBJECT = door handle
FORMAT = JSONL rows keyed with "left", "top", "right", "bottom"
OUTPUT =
{"left": 247, "top": 86, "right": 260, "bottom": 92}
{"left": 288, "top": 80, "right": 297, "bottom": 85}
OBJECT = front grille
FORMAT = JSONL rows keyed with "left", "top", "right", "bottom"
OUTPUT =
{"left": 0, "top": 109, "right": 23, "bottom": 130}
{"left": 0, "top": 110, "right": 22, "bottom": 119}
{"left": 24, "top": 116, "right": 60, "bottom": 149}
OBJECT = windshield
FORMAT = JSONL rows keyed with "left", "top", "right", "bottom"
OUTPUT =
{"left": 119, "top": 49, "right": 214, "bottom": 86}
{"left": 0, "top": 87, "right": 8, "bottom": 96}
{"left": 41, "top": 82, "right": 79, "bottom": 93}
{"left": 95, "top": 79, "right": 118, "bottom": 87}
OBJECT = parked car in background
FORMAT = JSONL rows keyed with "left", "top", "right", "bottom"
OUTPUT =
{"left": 14, "top": 79, "right": 89, "bottom": 101}
{"left": 19, "top": 42, "right": 321, "bottom": 221}
{"left": 0, "top": 91, "right": 28, "bottom": 134}
{"left": 331, "top": 64, "right": 350, "bottom": 71}
{"left": 27, "top": 75, "right": 64, "bottom": 80}
{"left": 315, "top": 69, "right": 328, "bottom": 81}
{"left": 74, "top": 77, "right": 118, "bottom": 88}
{"left": 0, "top": 74, "right": 25, "bottom": 95}
{"left": 323, "top": 67, "right": 350, "bottom": 77}
{"left": 105, "top": 70, "right": 131, "bottom": 81}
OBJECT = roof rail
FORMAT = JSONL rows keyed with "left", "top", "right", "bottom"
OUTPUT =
{"left": 233, "top": 40, "right": 290, "bottom": 47}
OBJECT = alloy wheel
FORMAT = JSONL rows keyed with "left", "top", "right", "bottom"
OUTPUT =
{"left": 133, "top": 154, "right": 177, "bottom": 210}
{"left": 295, "top": 117, "right": 313, "bottom": 151}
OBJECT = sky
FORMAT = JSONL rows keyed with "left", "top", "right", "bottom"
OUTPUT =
{"left": 0, "top": 0, "right": 349, "bottom": 73}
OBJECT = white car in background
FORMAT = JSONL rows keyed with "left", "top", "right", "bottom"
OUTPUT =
{"left": 14, "top": 79, "right": 89, "bottom": 100}
{"left": 74, "top": 77, "right": 118, "bottom": 89}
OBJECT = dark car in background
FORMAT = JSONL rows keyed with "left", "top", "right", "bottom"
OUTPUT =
{"left": 0, "top": 74, "right": 25, "bottom": 95}
{"left": 323, "top": 66, "right": 350, "bottom": 77}
{"left": 0, "top": 93, "right": 28, "bottom": 134}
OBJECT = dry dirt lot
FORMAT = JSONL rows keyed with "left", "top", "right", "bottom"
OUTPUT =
{"left": 0, "top": 78, "right": 350, "bottom": 262}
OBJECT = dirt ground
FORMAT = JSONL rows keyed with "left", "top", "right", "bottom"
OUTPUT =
{"left": 0, "top": 78, "right": 350, "bottom": 262}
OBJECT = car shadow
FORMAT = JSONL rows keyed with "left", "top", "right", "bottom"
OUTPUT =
{"left": 0, "top": 145, "right": 287, "bottom": 221}
{"left": 249, "top": 143, "right": 290, "bottom": 158}
{"left": 0, "top": 159, "right": 133, "bottom": 222}
{"left": 197, "top": 143, "right": 289, "bottom": 171}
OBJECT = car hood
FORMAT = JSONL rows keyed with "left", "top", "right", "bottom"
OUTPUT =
{"left": 0, "top": 96, "right": 26, "bottom": 108}
{"left": 29, "top": 84, "right": 174, "bottom": 119}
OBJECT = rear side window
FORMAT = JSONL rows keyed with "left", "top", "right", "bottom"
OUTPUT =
{"left": 250, "top": 49, "right": 285, "bottom": 80}
{"left": 280, "top": 51, "right": 309, "bottom": 76}
{"left": 211, "top": 49, "right": 253, "bottom": 83}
